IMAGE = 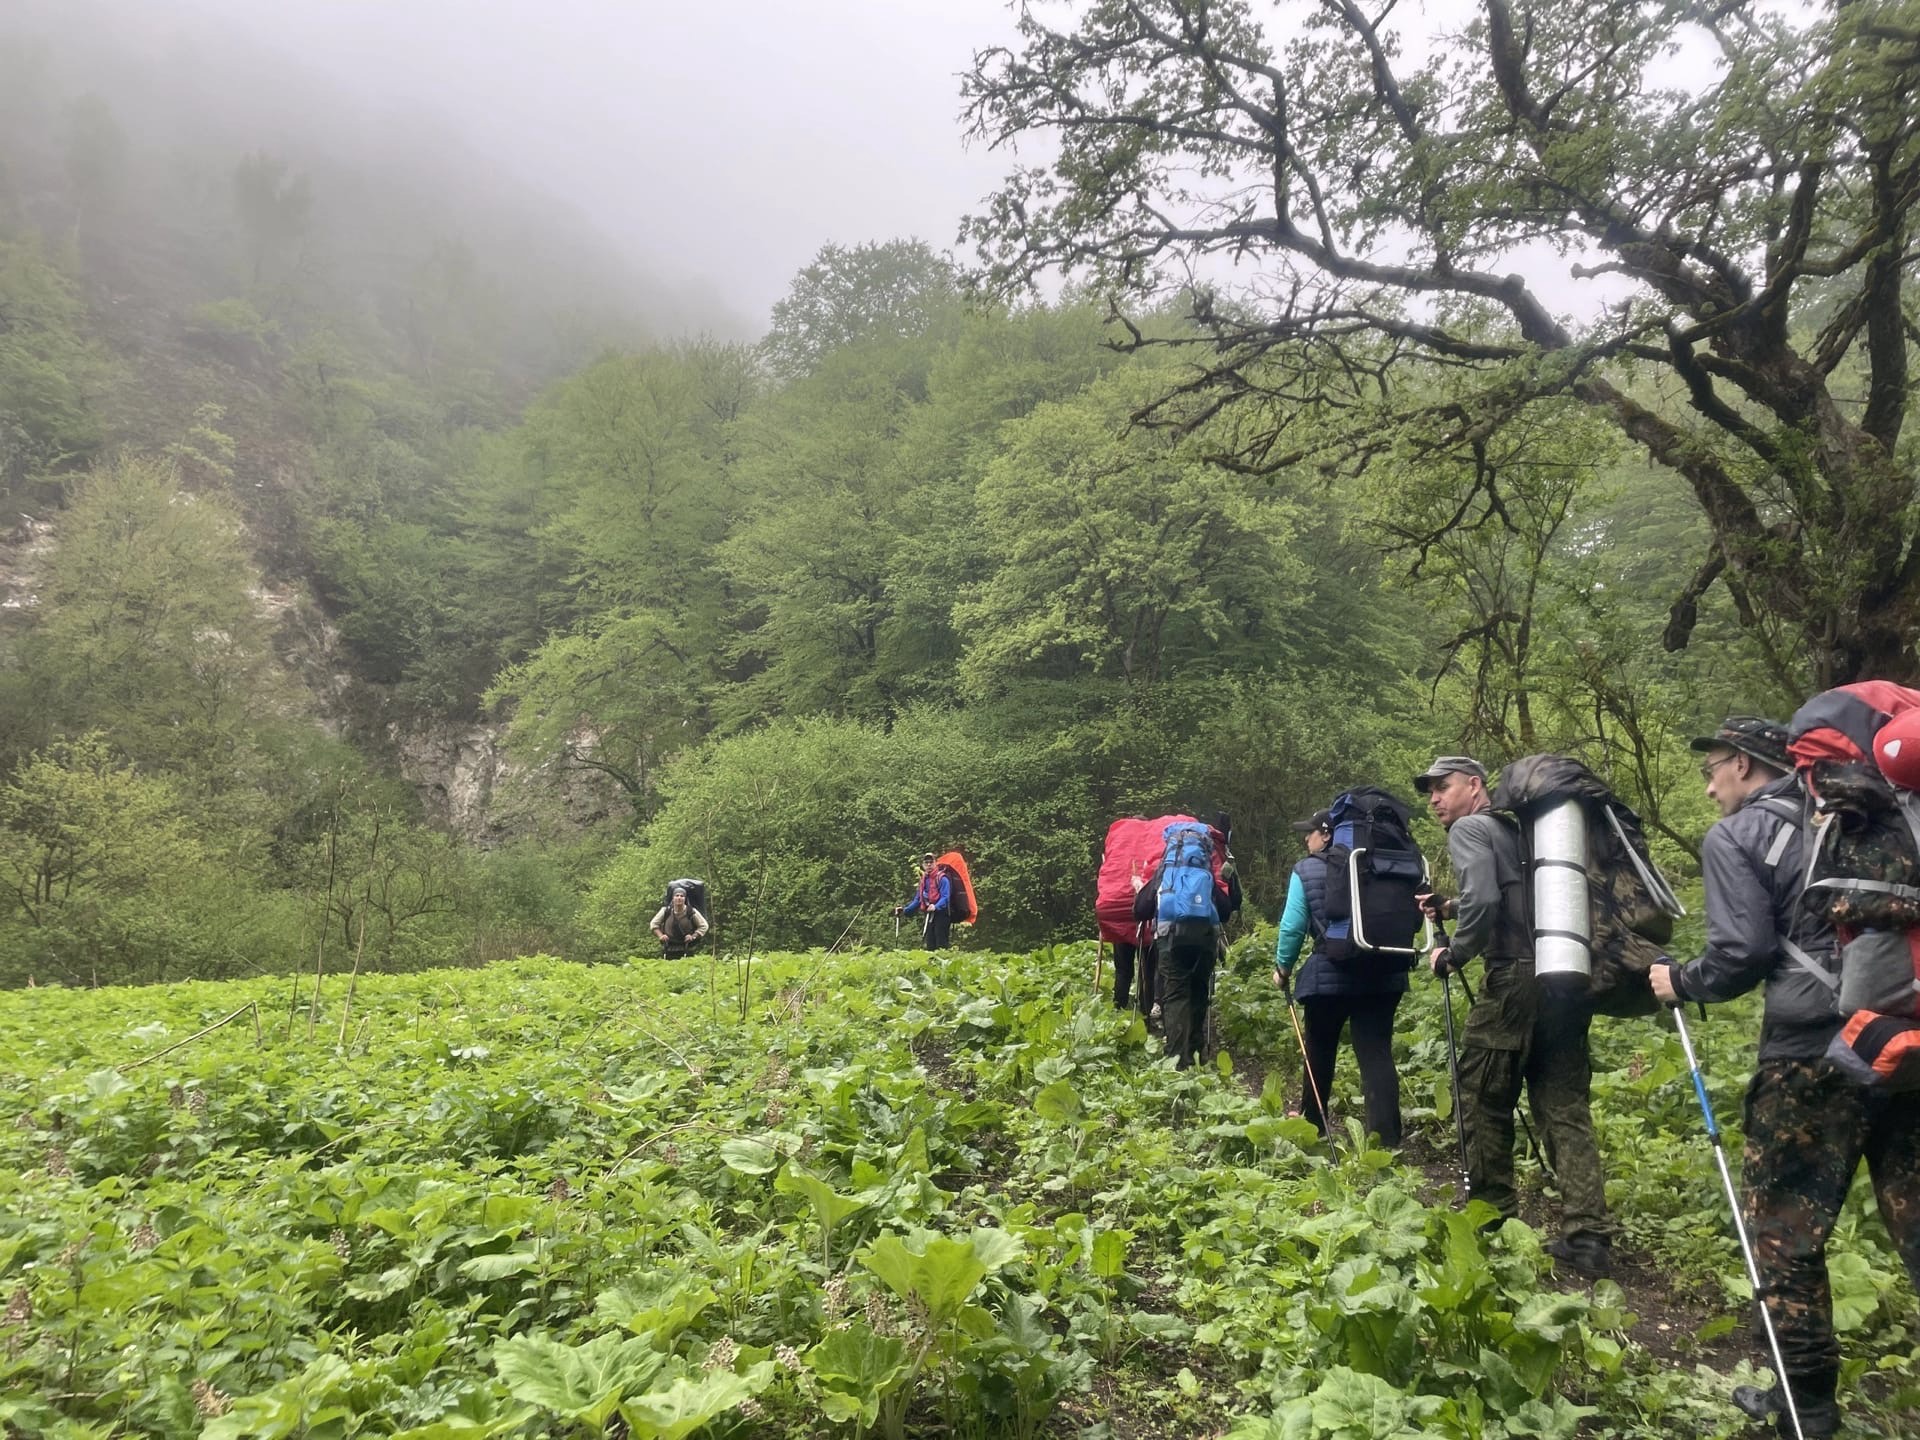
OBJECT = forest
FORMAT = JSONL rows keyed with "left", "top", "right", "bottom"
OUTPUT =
{"left": 3, "top": 1, "right": 1920, "bottom": 1438}
{"left": 4, "top": 0, "right": 1869, "bottom": 989}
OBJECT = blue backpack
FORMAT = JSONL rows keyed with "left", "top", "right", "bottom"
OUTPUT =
{"left": 1156, "top": 822, "right": 1219, "bottom": 929}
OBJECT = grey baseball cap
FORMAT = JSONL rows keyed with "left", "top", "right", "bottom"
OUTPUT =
{"left": 1413, "top": 756, "right": 1488, "bottom": 793}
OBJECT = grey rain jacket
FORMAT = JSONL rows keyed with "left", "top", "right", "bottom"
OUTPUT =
{"left": 1445, "top": 810, "right": 1532, "bottom": 966}
{"left": 1670, "top": 773, "right": 1840, "bottom": 1061}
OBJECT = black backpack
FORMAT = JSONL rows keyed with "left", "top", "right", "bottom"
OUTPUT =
{"left": 661, "top": 878, "right": 711, "bottom": 923}
{"left": 1320, "top": 787, "right": 1426, "bottom": 963}
{"left": 936, "top": 863, "right": 976, "bottom": 923}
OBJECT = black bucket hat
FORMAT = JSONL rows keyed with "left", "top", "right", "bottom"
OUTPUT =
{"left": 1688, "top": 716, "right": 1790, "bottom": 773}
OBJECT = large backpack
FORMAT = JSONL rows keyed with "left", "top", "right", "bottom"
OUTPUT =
{"left": 1096, "top": 815, "right": 1197, "bottom": 943}
{"left": 1320, "top": 787, "right": 1425, "bottom": 963}
{"left": 661, "top": 877, "right": 711, "bottom": 922}
{"left": 1491, "top": 756, "right": 1684, "bottom": 1017}
{"left": 1788, "top": 683, "right": 1920, "bottom": 1088}
{"left": 1155, "top": 822, "right": 1219, "bottom": 932}
{"left": 932, "top": 850, "right": 979, "bottom": 925}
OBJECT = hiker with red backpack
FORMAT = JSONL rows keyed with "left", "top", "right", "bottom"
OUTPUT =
{"left": 1653, "top": 704, "right": 1920, "bottom": 1438}
{"left": 896, "top": 852, "right": 953, "bottom": 950}
{"left": 894, "top": 850, "right": 979, "bottom": 951}
{"left": 1131, "top": 817, "right": 1232, "bottom": 1069}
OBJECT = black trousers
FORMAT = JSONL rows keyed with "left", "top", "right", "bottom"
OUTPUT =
{"left": 1300, "top": 991, "right": 1404, "bottom": 1147}
{"left": 1112, "top": 941, "right": 1141, "bottom": 1008}
{"left": 1161, "top": 939, "right": 1216, "bottom": 1070}
{"left": 923, "top": 909, "right": 952, "bottom": 951}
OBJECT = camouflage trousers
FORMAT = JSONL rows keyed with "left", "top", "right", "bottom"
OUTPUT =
{"left": 1456, "top": 960, "right": 1610, "bottom": 1238}
{"left": 1741, "top": 1059, "right": 1920, "bottom": 1375}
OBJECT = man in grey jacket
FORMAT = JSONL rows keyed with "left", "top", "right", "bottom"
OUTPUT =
{"left": 1417, "top": 755, "right": 1613, "bottom": 1279}
{"left": 1653, "top": 717, "right": 1920, "bottom": 1438}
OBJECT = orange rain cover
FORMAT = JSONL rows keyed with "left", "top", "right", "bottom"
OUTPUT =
{"left": 935, "top": 850, "right": 979, "bottom": 925}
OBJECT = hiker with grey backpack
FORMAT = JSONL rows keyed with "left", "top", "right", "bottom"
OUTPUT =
{"left": 1654, "top": 704, "right": 1920, "bottom": 1440}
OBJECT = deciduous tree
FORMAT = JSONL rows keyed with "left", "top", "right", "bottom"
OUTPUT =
{"left": 965, "top": 0, "right": 1920, "bottom": 683}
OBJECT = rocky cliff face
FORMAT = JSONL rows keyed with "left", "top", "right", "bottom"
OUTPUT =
{"left": 8, "top": 510, "right": 617, "bottom": 844}
{"left": 0, "top": 515, "right": 56, "bottom": 619}
{"left": 385, "top": 719, "right": 623, "bottom": 843}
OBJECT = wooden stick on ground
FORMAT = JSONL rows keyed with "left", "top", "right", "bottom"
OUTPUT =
{"left": 119, "top": 1001, "right": 259, "bottom": 1073}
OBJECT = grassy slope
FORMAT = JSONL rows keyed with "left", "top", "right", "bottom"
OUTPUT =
{"left": 0, "top": 945, "right": 1914, "bottom": 1438}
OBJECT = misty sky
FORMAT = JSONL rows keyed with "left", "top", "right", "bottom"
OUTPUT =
{"left": 177, "top": 0, "right": 1024, "bottom": 330}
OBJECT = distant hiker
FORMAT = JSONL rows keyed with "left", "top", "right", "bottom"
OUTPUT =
{"left": 1653, "top": 714, "right": 1920, "bottom": 1438}
{"left": 1417, "top": 755, "right": 1613, "bottom": 1279}
{"left": 650, "top": 886, "right": 709, "bottom": 959}
{"left": 1212, "top": 812, "right": 1245, "bottom": 927}
{"left": 896, "top": 853, "right": 953, "bottom": 951}
{"left": 1132, "top": 821, "right": 1230, "bottom": 1069}
{"left": 1273, "top": 805, "right": 1408, "bottom": 1147}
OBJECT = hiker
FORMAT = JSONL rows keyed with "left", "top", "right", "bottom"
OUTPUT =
{"left": 895, "top": 852, "right": 953, "bottom": 951}
{"left": 1417, "top": 754, "right": 1613, "bottom": 1279}
{"left": 1111, "top": 933, "right": 1147, "bottom": 1012}
{"left": 1212, "top": 811, "right": 1245, "bottom": 927}
{"left": 1651, "top": 716, "right": 1920, "bottom": 1438}
{"left": 1273, "top": 806, "right": 1406, "bottom": 1146}
{"left": 650, "top": 886, "right": 709, "bottom": 959}
{"left": 1131, "top": 822, "right": 1231, "bottom": 1069}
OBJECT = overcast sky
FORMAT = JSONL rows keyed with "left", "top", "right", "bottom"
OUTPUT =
{"left": 172, "top": 0, "right": 1026, "bottom": 330}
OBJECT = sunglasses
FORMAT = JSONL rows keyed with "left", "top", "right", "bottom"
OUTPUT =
{"left": 1698, "top": 753, "right": 1740, "bottom": 781}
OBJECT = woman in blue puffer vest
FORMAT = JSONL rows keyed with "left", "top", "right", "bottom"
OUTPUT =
{"left": 1273, "top": 807, "right": 1408, "bottom": 1146}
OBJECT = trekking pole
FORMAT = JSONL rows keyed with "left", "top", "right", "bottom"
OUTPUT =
{"left": 1429, "top": 919, "right": 1471, "bottom": 1197}
{"left": 1668, "top": 1001, "right": 1805, "bottom": 1440}
{"left": 1427, "top": 916, "right": 1473, "bottom": 1192}
{"left": 1449, "top": 964, "right": 1554, "bottom": 1178}
{"left": 1441, "top": 969, "right": 1471, "bottom": 1195}
{"left": 1283, "top": 992, "right": 1338, "bottom": 1153}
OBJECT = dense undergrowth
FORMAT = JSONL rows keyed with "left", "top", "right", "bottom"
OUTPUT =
{"left": 1, "top": 944, "right": 1915, "bottom": 1438}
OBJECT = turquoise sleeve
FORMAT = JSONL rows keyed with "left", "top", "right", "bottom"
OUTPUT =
{"left": 1274, "top": 872, "right": 1311, "bottom": 971}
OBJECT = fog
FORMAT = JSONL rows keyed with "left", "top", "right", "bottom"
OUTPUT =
{"left": 41, "top": 0, "right": 1024, "bottom": 332}
{"left": 1, "top": 0, "right": 1711, "bottom": 342}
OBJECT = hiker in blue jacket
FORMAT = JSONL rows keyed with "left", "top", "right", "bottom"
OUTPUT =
{"left": 1273, "top": 807, "right": 1407, "bottom": 1146}
{"left": 894, "top": 853, "right": 952, "bottom": 950}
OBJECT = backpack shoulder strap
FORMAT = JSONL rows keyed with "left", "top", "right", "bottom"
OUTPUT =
{"left": 1751, "top": 793, "right": 1804, "bottom": 869}
{"left": 1778, "top": 933, "right": 1838, "bottom": 992}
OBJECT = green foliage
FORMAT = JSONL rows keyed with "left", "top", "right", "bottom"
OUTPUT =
{"left": 0, "top": 229, "right": 107, "bottom": 499}
{"left": 762, "top": 238, "right": 958, "bottom": 380}
{"left": 1, "top": 946, "right": 1911, "bottom": 1437}
{"left": 0, "top": 734, "right": 200, "bottom": 986}
{"left": 958, "top": 364, "right": 1306, "bottom": 695}
{"left": 25, "top": 454, "right": 283, "bottom": 772}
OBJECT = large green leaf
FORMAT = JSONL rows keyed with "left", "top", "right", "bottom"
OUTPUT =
{"left": 718, "top": 1138, "right": 780, "bottom": 1175}
{"left": 775, "top": 1164, "right": 871, "bottom": 1231}
{"left": 492, "top": 1332, "right": 667, "bottom": 1431}
{"left": 857, "top": 1227, "right": 1022, "bottom": 1324}
{"left": 618, "top": 1364, "right": 772, "bottom": 1440}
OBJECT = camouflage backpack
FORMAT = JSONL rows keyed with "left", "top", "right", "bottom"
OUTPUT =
{"left": 1788, "top": 683, "right": 1920, "bottom": 1088}
{"left": 1492, "top": 756, "right": 1685, "bottom": 1018}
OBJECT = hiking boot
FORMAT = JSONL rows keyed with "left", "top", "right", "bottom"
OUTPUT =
{"left": 1545, "top": 1231, "right": 1612, "bottom": 1280}
{"left": 1731, "top": 1373, "right": 1840, "bottom": 1438}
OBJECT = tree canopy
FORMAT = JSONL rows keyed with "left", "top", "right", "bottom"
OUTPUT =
{"left": 964, "top": 0, "right": 1920, "bottom": 684}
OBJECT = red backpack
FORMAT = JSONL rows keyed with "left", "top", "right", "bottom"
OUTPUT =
{"left": 1788, "top": 682, "right": 1920, "bottom": 1088}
